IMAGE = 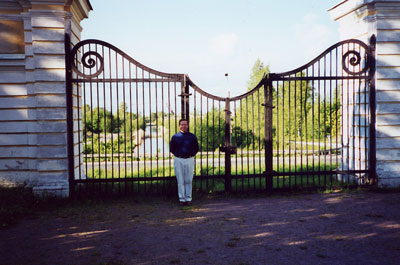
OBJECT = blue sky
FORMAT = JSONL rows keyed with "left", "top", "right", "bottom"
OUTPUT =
{"left": 82, "top": 0, "right": 341, "bottom": 97}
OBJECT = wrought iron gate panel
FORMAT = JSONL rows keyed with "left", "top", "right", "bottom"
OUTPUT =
{"left": 68, "top": 39, "right": 186, "bottom": 194}
{"left": 186, "top": 77, "right": 268, "bottom": 192}
{"left": 66, "top": 36, "right": 375, "bottom": 194}
{"left": 269, "top": 39, "right": 375, "bottom": 190}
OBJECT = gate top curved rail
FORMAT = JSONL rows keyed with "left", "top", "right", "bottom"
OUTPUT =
{"left": 69, "top": 38, "right": 373, "bottom": 101}
{"left": 70, "top": 39, "right": 185, "bottom": 81}
{"left": 185, "top": 74, "right": 266, "bottom": 102}
{"left": 273, "top": 39, "right": 373, "bottom": 78}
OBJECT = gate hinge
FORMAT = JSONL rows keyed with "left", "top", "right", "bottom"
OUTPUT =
{"left": 261, "top": 103, "right": 275, "bottom": 108}
{"left": 178, "top": 93, "right": 192, "bottom": 97}
{"left": 220, "top": 145, "right": 237, "bottom": 154}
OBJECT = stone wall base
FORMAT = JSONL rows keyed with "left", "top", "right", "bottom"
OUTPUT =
{"left": 32, "top": 185, "right": 69, "bottom": 198}
{"left": 377, "top": 172, "right": 400, "bottom": 188}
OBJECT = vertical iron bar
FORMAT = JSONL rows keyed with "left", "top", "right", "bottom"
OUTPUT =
{"left": 288, "top": 79, "right": 291, "bottom": 188}
{"left": 219, "top": 101, "right": 223, "bottom": 182}
{"left": 95, "top": 44, "right": 101, "bottom": 190}
{"left": 206, "top": 99, "right": 209, "bottom": 178}
{"left": 312, "top": 65, "right": 315, "bottom": 186}
{"left": 358, "top": 44, "right": 362, "bottom": 183}
{"left": 122, "top": 58, "right": 127, "bottom": 192}
{"left": 116, "top": 52, "right": 121, "bottom": 193}
{"left": 212, "top": 100, "right": 215, "bottom": 186}
{"left": 75, "top": 45, "right": 82, "bottom": 188}
{"left": 258, "top": 89, "right": 262, "bottom": 190}
{"left": 224, "top": 98, "right": 232, "bottom": 192}
{"left": 156, "top": 78, "right": 159, "bottom": 191}
{"left": 185, "top": 79, "right": 190, "bottom": 121}
{"left": 148, "top": 72, "right": 152, "bottom": 190}
{"left": 102, "top": 46, "right": 107, "bottom": 192}
{"left": 246, "top": 94, "right": 249, "bottom": 188}
{"left": 341, "top": 45, "right": 345, "bottom": 185}
{"left": 305, "top": 68, "right": 309, "bottom": 186}
{"left": 240, "top": 98, "right": 244, "bottom": 191}
{"left": 65, "top": 34, "right": 75, "bottom": 195}
{"left": 335, "top": 48, "right": 339, "bottom": 184}
{"left": 167, "top": 81, "right": 171, "bottom": 185}
{"left": 330, "top": 50, "right": 333, "bottom": 186}
{"left": 89, "top": 45, "right": 95, "bottom": 182}
{"left": 276, "top": 80, "right": 280, "bottom": 189}
{"left": 252, "top": 93, "right": 255, "bottom": 190}
{"left": 282, "top": 80, "right": 285, "bottom": 188}
{"left": 200, "top": 94, "right": 203, "bottom": 190}
{"left": 369, "top": 35, "right": 377, "bottom": 184}
{"left": 318, "top": 59, "right": 321, "bottom": 186}
{"left": 129, "top": 62, "right": 133, "bottom": 191}
{"left": 142, "top": 69, "right": 146, "bottom": 189}
{"left": 193, "top": 89, "right": 197, "bottom": 188}
{"left": 300, "top": 74, "right": 303, "bottom": 186}
{"left": 324, "top": 54, "right": 327, "bottom": 187}
{"left": 233, "top": 100, "right": 237, "bottom": 191}
{"left": 347, "top": 43, "right": 351, "bottom": 183}
{"left": 161, "top": 81, "right": 165, "bottom": 190}
{"left": 109, "top": 47, "right": 114, "bottom": 189}
{"left": 352, "top": 43, "right": 357, "bottom": 184}
{"left": 294, "top": 75, "right": 297, "bottom": 188}
{"left": 135, "top": 66, "right": 139, "bottom": 193}
{"left": 264, "top": 75, "right": 274, "bottom": 191}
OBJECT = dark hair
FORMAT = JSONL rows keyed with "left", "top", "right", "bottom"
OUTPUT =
{"left": 179, "top": 118, "right": 188, "bottom": 125}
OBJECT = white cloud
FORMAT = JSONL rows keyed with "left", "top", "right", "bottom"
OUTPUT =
{"left": 208, "top": 33, "right": 238, "bottom": 56}
{"left": 293, "top": 13, "right": 339, "bottom": 63}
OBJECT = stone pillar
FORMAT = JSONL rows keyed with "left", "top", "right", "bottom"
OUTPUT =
{"left": 330, "top": 0, "right": 400, "bottom": 188}
{"left": 0, "top": 0, "right": 91, "bottom": 196}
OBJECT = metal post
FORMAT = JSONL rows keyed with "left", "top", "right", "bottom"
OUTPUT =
{"left": 180, "top": 75, "right": 190, "bottom": 121}
{"left": 181, "top": 77, "right": 186, "bottom": 120}
{"left": 369, "top": 35, "right": 377, "bottom": 185}
{"left": 264, "top": 74, "right": 274, "bottom": 191}
{"left": 224, "top": 98, "right": 232, "bottom": 191}
{"left": 64, "top": 33, "right": 75, "bottom": 196}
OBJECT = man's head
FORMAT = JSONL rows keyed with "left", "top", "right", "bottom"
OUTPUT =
{"left": 179, "top": 118, "right": 188, "bottom": 133}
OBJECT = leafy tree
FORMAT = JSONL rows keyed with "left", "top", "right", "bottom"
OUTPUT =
{"left": 233, "top": 59, "right": 270, "bottom": 150}
{"left": 83, "top": 104, "right": 115, "bottom": 134}
{"left": 192, "top": 108, "right": 226, "bottom": 152}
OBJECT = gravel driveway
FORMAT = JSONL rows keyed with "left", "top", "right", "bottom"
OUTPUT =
{"left": 1, "top": 190, "right": 399, "bottom": 265}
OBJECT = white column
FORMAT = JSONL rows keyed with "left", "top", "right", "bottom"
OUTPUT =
{"left": 0, "top": 0, "right": 91, "bottom": 196}
{"left": 330, "top": 0, "right": 400, "bottom": 188}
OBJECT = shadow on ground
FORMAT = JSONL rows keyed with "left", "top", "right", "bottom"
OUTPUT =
{"left": 1, "top": 190, "right": 399, "bottom": 265}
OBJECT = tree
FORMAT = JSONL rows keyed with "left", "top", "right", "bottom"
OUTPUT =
{"left": 233, "top": 59, "right": 270, "bottom": 150}
{"left": 275, "top": 73, "right": 314, "bottom": 142}
{"left": 192, "top": 108, "right": 225, "bottom": 152}
{"left": 83, "top": 104, "right": 115, "bottom": 135}
{"left": 247, "top": 59, "right": 270, "bottom": 91}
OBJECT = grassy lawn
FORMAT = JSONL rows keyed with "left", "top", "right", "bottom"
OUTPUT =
{"left": 76, "top": 162, "right": 357, "bottom": 195}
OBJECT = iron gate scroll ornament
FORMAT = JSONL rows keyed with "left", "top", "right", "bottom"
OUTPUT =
{"left": 341, "top": 40, "right": 371, "bottom": 75}
{"left": 70, "top": 40, "right": 104, "bottom": 79}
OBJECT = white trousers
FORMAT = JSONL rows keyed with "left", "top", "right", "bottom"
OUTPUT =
{"left": 174, "top": 157, "right": 194, "bottom": 202}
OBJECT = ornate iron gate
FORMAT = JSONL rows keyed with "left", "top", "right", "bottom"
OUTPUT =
{"left": 66, "top": 35, "right": 375, "bottom": 194}
{"left": 268, "top": 38, "right": 376, "bottom": 190}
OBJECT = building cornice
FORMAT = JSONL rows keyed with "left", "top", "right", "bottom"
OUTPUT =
{"left": 329, "top": 0, "right": 400, "bottom": 21}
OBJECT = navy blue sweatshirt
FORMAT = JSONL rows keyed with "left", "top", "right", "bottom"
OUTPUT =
{"left": 170, "top": 131, "right": 199, "bottom": 158}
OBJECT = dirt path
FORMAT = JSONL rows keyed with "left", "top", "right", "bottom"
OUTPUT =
{"left": 1, "top": 191, "right": 400, "bottom": 265}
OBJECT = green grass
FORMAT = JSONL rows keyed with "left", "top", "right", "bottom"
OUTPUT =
{"left": 78, "top": 162, "right": 353, "bottom": 195}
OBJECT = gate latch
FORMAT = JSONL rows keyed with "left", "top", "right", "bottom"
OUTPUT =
{"left": 261, "top": 103, "right": 275, "bottom": 109}
{"left": 220, "top": 145, "right": 237, "bottom": 154}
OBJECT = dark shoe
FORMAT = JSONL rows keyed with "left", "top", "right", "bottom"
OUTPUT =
{"left": 179, "top": 202, "right": 185, "bottom": 206}
{"left": 185, "top": 201, "right": 192, "bottom": 206}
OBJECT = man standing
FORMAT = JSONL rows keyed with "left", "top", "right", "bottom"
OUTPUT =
{"left": 170, "top": 118, "right": 199, "bottom": 205}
